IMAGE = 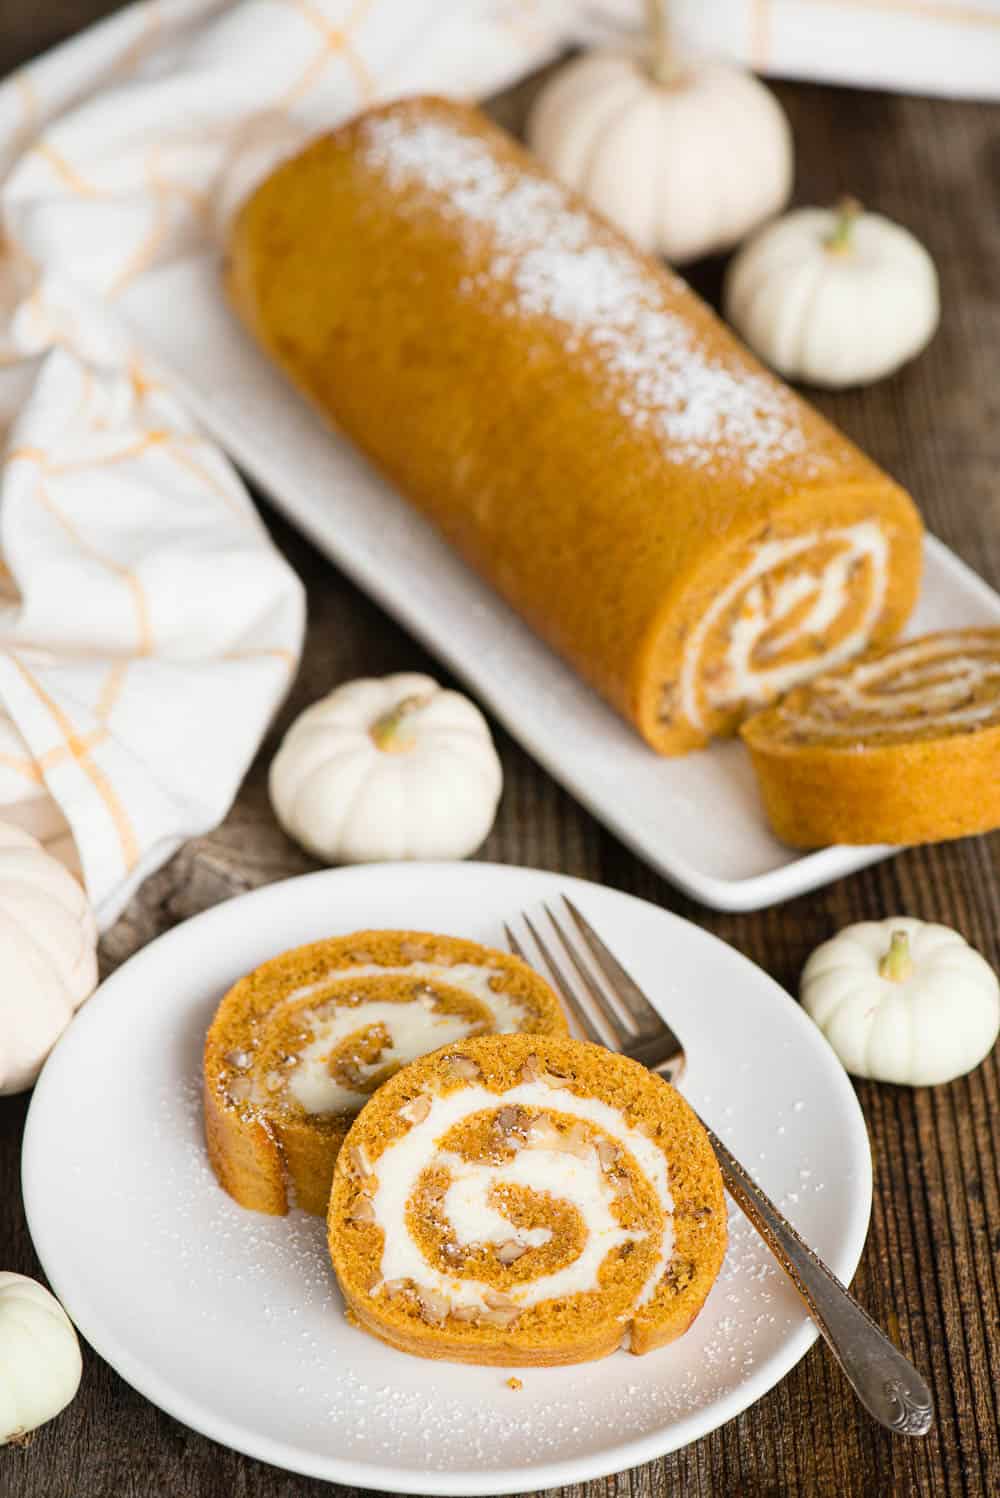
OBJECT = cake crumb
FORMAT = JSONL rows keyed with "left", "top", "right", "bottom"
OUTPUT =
{"left": 506, "top": 1376, "right": 522, "bottom": 1392}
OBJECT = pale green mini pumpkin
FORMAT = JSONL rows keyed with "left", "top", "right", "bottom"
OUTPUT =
{"left": 0, "top": 1273, "right": 81, "bottom": 1443}
{"left": 801, "top": 917, "right": 999, "bottom": 1086}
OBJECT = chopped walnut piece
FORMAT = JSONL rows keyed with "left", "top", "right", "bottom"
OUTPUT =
{"left": 506, "top": 1377, "right": 523, "bottom": 1391}
{"left": 497, "top": 1240, "right": 527, "bottom": 1265}
{"left": 525, "top": 1115, "right": 562, "bottom": 1151}
{"left": 558, "top": 1122, "right": 592, "bottom": 1158}
{"left": 518, "top": 1053, "right": 541, "bottom": 1084}
{"left": 383, "top": 1278, "right": 408, "bottom": 1297}
{"left": 417, "top": 1288, "right": 450, "bottom": 1325}
{"left": 483, "top": 1288, "right": 517, "bottom": 1311}
{"left": 445, "top": 1054, "right": 481, "bottom": 1082}
{"left": 264, "top": 1070, "right": 284, "bottom": 1093}
{"left": 329, "top": 1058, "right": 359, "bottom": 1086}
{"left": 348, "top": 949, "right": 374, "bottom": 964}
{"left": 495, "top": 1105, "right": 528, "bottom": 1139}
{"left": 451, "top": 1305, "right": 479, "bottom": 1322}
{"left": 597, "top": 1139, "right": 621, "bottom": 1171}
{"left": 349, "top": 1196, "right": 375, "bottom": 1224}
{"left": 224, "top": 1049, "right": 251, "bottom": 1070}
{"left": 480, "top": 1307, "right": 521, "bottom": 1328}
{"left": 664, "top": 1256, "right": 696, "bottom": 1293}
{"left": 675, "top": 1200, "right": 713, "bottom": 1222}
{"left": 347, "top": 1143, "right": 374, "bottom": 1181}
{"left": 227, "top": 1077, "right": 253, "bottom": 1103}
{"left": 541, "top": 1068, "right": 573, "bottom": 1090}
{"left": 399, "top": 941, "right": 429, "bottom": 962}
{"left": 399, "top": 1094, "right": 432, "bottom": 1125}
{"left": 366, "top": 1274, "right": 384, "bottom": 1296}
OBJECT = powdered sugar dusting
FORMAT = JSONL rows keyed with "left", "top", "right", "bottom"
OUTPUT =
{"left": 361, "top": 114, "right": 825, "bottom": 479}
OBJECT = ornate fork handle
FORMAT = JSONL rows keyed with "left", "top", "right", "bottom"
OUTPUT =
{"left": 705, "top": 1124, "right": 933, "bottom": 1435}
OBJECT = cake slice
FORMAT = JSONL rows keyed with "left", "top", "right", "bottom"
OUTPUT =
{"left": 741, "top": 628, "right": 1000, "bottom": 846}
{"left": 328, "top": 1033, "right": 726, "bottom": 1365}
{"left": 204, "top": 932, "right": 568, "bottom": 1215}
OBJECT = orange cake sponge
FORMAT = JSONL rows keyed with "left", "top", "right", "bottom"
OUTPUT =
{"left": 226, "top": 96, "right": 923, "bottom": 755}
{"left": 204, "top": 932, "right": 567, "bottom": 1216}
{"left": 741, "top": 628, "right": 1000, "bottom": 847}
{"left": 328, "top": 1033, "right": 727, "bottom": 1366}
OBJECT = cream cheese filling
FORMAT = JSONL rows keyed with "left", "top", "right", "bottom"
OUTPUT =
{"left": 282, "top": 964, "right": 528, "bottom": 1115}
{"left": 679, "top": 521, "right": 889, "bottom": 731}
{"left": 369, "top": 1080, "right": 673, "bottom": 1315}
{"left": 790, "top": 640, "right": 1000, "bottom": 739}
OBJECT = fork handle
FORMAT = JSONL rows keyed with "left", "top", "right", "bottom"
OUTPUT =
{"left": 703, "top": 1124, "right": 933, "bottom": 1436}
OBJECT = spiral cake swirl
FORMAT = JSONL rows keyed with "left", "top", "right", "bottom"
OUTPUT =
{"left": 328, "top": 1034, "right": 727, "bottom": 1365}
{"left": 204, "top": 933, "right": 567, "bottom": 1215}
{"left": 676, "top": 521, "right": 890, "bottom": 741}
{"left": 741, "top": 627, "right": 1000, "bottom": 847}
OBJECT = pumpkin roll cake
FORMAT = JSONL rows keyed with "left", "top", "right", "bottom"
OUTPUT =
{"left": 204, "top": 932, "right": 567, "bottom": 1215}
{"left": 227, "top": 97, "right": 923, "bottom": 755}
{"left": 328, "top": 1034, "right": 727, "bottom": 1365}
{"left": 741, "top": 628, "right": 1000, "bottom": 847}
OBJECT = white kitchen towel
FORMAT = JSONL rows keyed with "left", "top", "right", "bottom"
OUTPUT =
{"left": 1, "top": 0, "right": 996, "bottom": 929}
{"left": 577, "top": 0, "right": 1000, "bottom": 100}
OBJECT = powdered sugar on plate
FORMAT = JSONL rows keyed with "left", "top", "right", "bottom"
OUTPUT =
{"left": 135, "top": 1072, "right": 813, "bottom": 1470}
{"left": 360, "top": 112, "right": 825, "bottom": 481}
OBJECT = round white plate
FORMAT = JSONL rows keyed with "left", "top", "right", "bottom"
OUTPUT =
{"left": 23, "top": 863, "right": 872, "bottom": 1494}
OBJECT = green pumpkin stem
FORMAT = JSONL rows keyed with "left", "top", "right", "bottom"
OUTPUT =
{"left": 878, "top": 930, "right": 913, "bottom": 983}
{"left": 370, "top": 694, "right": 430, "bottom": 753}
{"left": 646, "top": 0, "right": 682, "bottom": 86}
{"left": 825, "top": 196, "right": 863, "bottom": 255}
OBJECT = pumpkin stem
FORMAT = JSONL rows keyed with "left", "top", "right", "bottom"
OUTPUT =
{"left": 825, "top": 196, "right": 863, "bottom": 255}
{"left": 645, "top": 0, "right": 682, "bottom": 87}
{"left": 370, "top": 693, "right": 431, "bottom": 754}
{"left": 878, "top": 930, "right": 913, "bottom": 983}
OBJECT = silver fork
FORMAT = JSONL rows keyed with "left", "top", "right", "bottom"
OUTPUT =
{"left": 505, "top": 897, "right": 934, "bottom": 1438}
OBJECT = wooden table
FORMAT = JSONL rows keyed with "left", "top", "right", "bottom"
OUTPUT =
{"left": 3, "top": 7, "right": 999, "bottom": 1497}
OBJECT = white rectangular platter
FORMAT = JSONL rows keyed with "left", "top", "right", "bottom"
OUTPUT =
{"left": 120, "top": 255, "right": 1000, "bottom": 911}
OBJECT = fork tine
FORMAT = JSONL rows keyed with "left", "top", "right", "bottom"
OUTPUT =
{"left": 503, "top": 923, "right": 529, "bottom": 963}
{"left": 543, "top": 904, "right": 633, "bottom": 1046}
{"left": 520, "top": 913, "right": 607, "bottom": 1046}
{"left": 562, "top": 896, "right": 674, "bottom": 1040}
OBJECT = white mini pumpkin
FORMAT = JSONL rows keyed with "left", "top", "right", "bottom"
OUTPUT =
{"left": 801, "top": 918, "right": 999, "bottom": 1087}
{"left": 0, "top": 823, "right": 98, "bottom": 1095}
{"left": 724, "top": 198, "right": 940, "bottom": 387}
{"left": 269, "top": 673, "right": 503, "bottom": 864}
{"left": 527, "top": 3, "right": 792, "bottom": 263}
{"left": 0, "top": 1273, "right": 82, "bottom": 1443}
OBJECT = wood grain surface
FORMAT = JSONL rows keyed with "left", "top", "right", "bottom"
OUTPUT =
{"left": 2, "top": 6, "right": 999, "bottom": 1497}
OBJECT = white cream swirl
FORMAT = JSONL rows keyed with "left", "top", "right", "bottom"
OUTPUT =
{"left": 788, "top": 632, "right": 1000, "bottom": 740}
{"left": 679, "top": 521, "right": 889, "bottom": 731}
{"left": 250, "top": 962, "right": 529, "bottom": 1116}
{"left": 367, "top": 1080, "right": 674, "bottom": 1316}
